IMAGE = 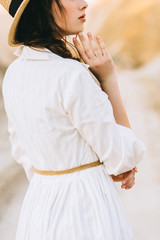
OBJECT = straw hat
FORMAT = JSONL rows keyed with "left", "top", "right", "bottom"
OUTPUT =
{"left": 0, "top": 0, "right": 30, "bottom": 46}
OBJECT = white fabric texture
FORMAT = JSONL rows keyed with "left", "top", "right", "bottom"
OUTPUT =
{"left": 2, "top": 45, "right": 146, "bottom": 240}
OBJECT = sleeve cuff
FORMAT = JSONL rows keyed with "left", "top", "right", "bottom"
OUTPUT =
{"left": 104, "top": 123, "right": 147, "bottom": 176}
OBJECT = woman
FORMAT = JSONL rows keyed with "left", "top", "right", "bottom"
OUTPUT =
{"left": 1, "top": 0, "right": 146, "bottom": 239}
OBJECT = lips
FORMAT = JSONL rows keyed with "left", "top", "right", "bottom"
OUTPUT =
{"left": 79, "top": 14, "right": 86, "bottom": 19}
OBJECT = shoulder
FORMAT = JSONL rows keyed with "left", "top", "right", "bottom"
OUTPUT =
{"left": 4, "top": 56, "right": 90, "bottom": 83}
{"left": 5, "top": 58, "right": 19, "bottom": 74}
{"left": 45, "top": 58, "right": 91, "bottom": 88}
{"left": 59, "top": 59, "right": 102, "bottom": 96}
{"left": 58, "top": 59, "right": 93, "bottom": 86}
{"left": 2, "top": 59, "right": 20, "bottom": 85}
{"left": 59, "top": 58, "right": 89, "bottom": 76}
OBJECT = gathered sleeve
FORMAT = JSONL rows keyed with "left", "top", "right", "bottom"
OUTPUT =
{"left": 8, "top": 119, "right": 35, "bottom": 182}
{"left": 61, "top": 65, "right": 147, "bottom": 176}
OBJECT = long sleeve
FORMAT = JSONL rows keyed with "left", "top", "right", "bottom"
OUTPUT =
{"left": 8, "top": 119, "right": 35, "bottom": 182}
{"left": 61, "top": 65, "right": 147, "bottom": 176}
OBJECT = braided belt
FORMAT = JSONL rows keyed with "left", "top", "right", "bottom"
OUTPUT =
{"left": 33, "top": 160, "right": 103, "bottom": 175}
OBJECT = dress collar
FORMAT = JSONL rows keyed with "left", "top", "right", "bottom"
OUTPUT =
{"left": 13, "top": 45, "right": 90, "bottom": 68}
{"left": 13, "top": 45, "right": 62, "bottom": 60}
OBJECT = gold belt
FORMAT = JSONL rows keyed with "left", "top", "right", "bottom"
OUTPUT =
{"left": 33, "top": 160, "right": 103, "bottom": 175}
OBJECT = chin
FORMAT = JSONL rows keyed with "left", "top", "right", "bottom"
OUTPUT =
{"left": 71, "top": 28, "right": 85, "bottom": 35}
{"left": 71, "top": 25, "right": 85, "bottom": 34}
{"left": 64, "top": 26, "right": 85, "bottom": 37}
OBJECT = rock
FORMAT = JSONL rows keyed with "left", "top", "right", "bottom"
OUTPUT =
{"left": 94, "top": 0, "right": 160, "bottom": 68}
{"left": 0, "top": 6, "right": 17, "bottom": 68}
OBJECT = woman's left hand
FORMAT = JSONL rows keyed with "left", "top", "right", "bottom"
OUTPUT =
{"left": 111, "top": 167, "right": 138, "bottom": 190}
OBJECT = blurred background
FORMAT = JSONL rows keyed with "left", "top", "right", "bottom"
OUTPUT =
{"left": 0, "top": 0, "right": 160, "bottom": 239}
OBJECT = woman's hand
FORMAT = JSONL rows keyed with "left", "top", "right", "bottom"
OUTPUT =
{"left": 111, "top": 167, "right": 138, "bottom": 190}
{"left": 72, "top": 32, "right": 117, "bottom": 84}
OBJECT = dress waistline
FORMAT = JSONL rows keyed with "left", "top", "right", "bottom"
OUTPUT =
{"left": 33, "top": 160, "right": 103, "bottom": 175}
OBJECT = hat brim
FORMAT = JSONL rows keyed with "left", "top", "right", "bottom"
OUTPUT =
{"left": 8, "top": 0, "right": 30, "bottom": 46}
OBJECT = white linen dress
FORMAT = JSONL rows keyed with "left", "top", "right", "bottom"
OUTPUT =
{"left": 2, "top": 45, "right": 146, "bottom": 240}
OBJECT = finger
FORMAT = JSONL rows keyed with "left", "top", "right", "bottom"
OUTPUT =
{"left": 73, "top": 37, "right": 90, "bottom": 63}
{"left": 125, "top": 180, "right": 135, "bottom": 190}
{"left": 77, "top": 32, "right": 96, "bottom": 59}
{"left": 133, "top": 166, "right": 138, "bottom": 173}
{"left": 122, "top": 173, "right": 135, "bottom": 188}
{"left": 87, "top": 32, "right": 103, "bottom": 57}
{"left": 125, "top": 177, "right": 135, "bottom": 188}
{"left": 96, "top": 35, "right": 110, "bottom": 57}
{"left": 122, "top": 178, "right": 135, "bottom": 189}
{"left": 122, "top": 171, "right": 135, "bottom": 185}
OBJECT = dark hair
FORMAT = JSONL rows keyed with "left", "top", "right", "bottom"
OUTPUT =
{"left": 14, "top": 0, "right": 81, "bottom": 62}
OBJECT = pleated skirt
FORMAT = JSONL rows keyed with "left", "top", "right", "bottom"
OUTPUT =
{"left": 16, "top": 164, "right": 134, "bottom": 240}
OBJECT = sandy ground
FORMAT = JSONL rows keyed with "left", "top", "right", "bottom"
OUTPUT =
{"left": 0, "top": 1, "right": 160, "bottom": 239}
{"left": 117, "top": 69, "right": 160, "bottom": 240}
{"left": 0, "top": 171, "right": 29, "bottom": 239}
